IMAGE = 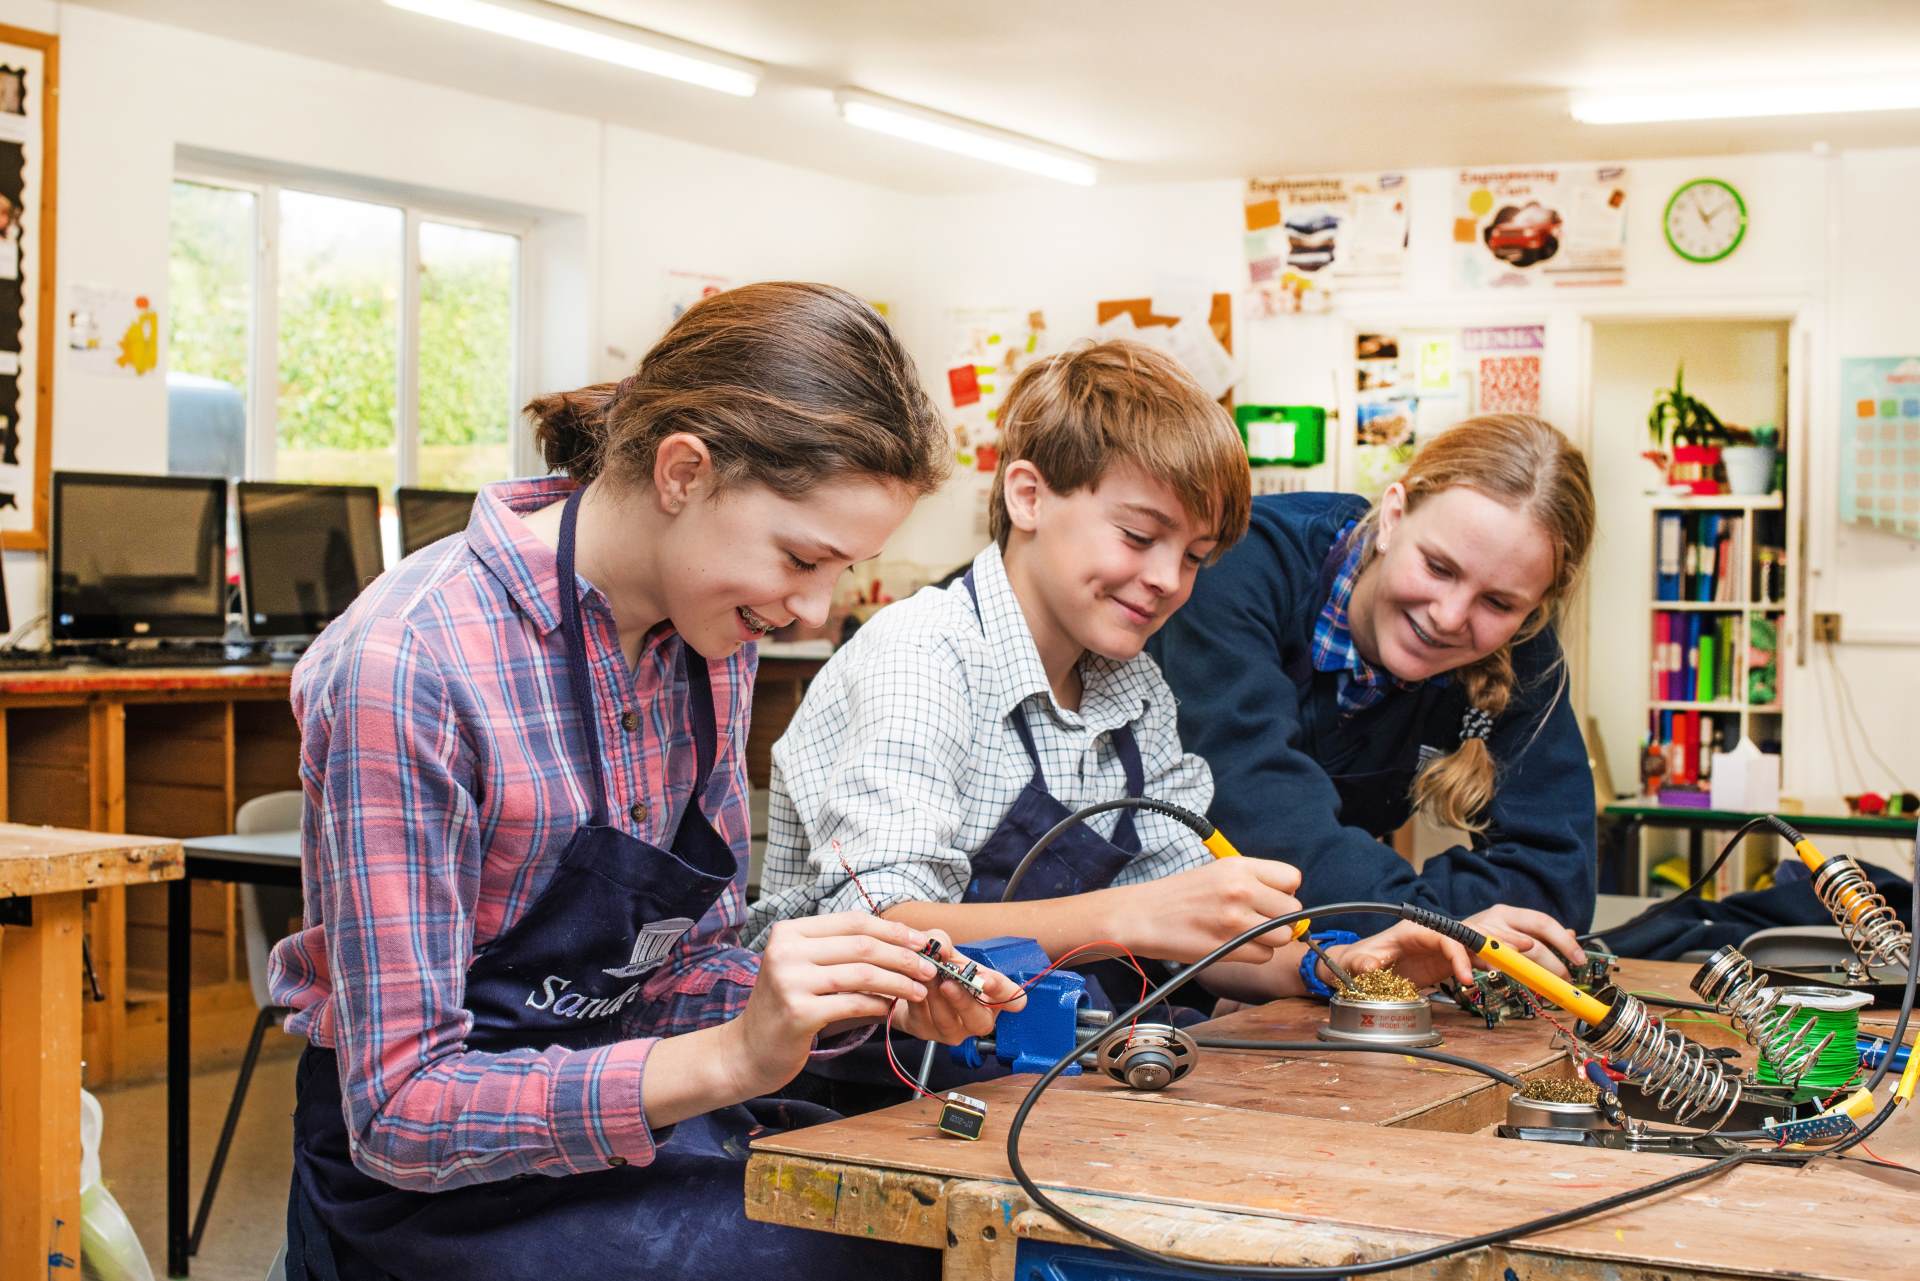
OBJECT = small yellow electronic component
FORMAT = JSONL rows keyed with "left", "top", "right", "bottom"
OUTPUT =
{"left": 938, "top": 1091, "right": 988, "bottom": 1140}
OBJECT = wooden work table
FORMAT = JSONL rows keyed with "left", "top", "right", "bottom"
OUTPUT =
{"left": 0, "top": 823, "right": 183, "bottom": 1279}
{"left": 0, "top": 653, "right": 824, "bottom": 1086}
{"left": 748, "top": 958, "right": 1920, "bottom": 1280}
{"left": 0, "top": 666, "right": 300, "bottom": 1086}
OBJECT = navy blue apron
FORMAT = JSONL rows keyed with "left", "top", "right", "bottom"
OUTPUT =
{"left": 795, "top": 569, "right": 1189, "bottom": 1113}
{"left": 286, "top": 486, "right": 934, "bottom": 1281}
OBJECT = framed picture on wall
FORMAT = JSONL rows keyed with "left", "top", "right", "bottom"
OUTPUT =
{"left": 0, "top": 24, "right": 54, "bottom": 551}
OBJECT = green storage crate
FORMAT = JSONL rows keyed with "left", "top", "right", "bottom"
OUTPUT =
{"left": 1234, "top": 404, "right": 1326, "bottom": 467}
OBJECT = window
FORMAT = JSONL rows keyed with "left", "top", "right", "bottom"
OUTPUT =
{"left": 166, "top": 174, "right": 524, "bottom": 501}
{"left": 418, "top": 221, "right": 518, "bottom": 490}
{"left": 274, "top": 189, "right": 402, "bottom": 491}
{"left": 166, "top": 180, "right": 255, "bottom": 479}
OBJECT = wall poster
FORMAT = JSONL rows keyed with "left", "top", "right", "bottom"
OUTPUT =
{"left": 1454, "top": 165, "right": 1627, "bottom": 292}
{"left": 1839, "top": 356, "right": 1920, "bottom": 542}
{"left": 1463, "top": 324, "right": 1545, "bottom": 416}
{"left": 944, "top": 307, "right": 1050, "bottom": 476}
{"left": 1244, "top": 172, "right": 1408, "bottom": 316}
{"left": 0, "top": 24, "right": 53, "bottom": 549}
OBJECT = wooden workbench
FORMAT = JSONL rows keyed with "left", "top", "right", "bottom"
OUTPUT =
{"left": 747, "top": 959, "right": 1920, "bottom": 1279}
{"left": 0, "top": 656, "right": 827, "bottom": 1085}
{"left": 0, "top": 823, "right": 183, "bottom": 1279}
{"left": 0, "top": 665, "right": 299, "bottom": 1085}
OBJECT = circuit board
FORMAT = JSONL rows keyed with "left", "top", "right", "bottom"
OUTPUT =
{"left": 922, "top": 939, "right": 987, "bottom": 1001}
{"left": 1444, "top": 972, "right": 1538, "bottom": 1028}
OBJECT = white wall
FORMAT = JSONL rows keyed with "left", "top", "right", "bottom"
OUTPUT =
{"left": 594, "top": 124, "right": 910, "bottom": 384}
{"left": 2, "top": 1, "right": 1914, "bottom": 844}
{"left": 881, "top": 177, "right": 1248, "bottom": 564}
{"left": 0, "top": 2, "right": 909, "bottom": 620}
{"left": 1804, "top": 149, "right": 1920, "bottom": 862}
{"left": 883, "top": 150, "right": 1920, "bottom": 832}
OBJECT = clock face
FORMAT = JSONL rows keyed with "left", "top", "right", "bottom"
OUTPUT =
{"left": 1664, "top": 179, "right": 1747, "bottom": 263}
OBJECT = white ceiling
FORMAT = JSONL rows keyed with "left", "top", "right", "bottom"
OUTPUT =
{"left": 69, "top": 0, "right": 1920, "bottom": 192}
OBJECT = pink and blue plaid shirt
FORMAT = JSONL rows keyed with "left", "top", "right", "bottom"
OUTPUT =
{"left": 268, "top": 476, "right": 762, "bottom": 1191}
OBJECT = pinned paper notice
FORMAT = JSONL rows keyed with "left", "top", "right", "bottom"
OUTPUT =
{"left": 1163, "top": 316, "right": 1239, "bottom": 401}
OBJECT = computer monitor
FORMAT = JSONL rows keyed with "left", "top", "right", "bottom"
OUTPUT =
{"left": 396, "top": 487, "right": 478, "bottom": 557}
{"left": 51, "top": 472, "right": 229, "bottom": 642}
{"left": 237, "top": 481, "right": 384, "bottom": 638}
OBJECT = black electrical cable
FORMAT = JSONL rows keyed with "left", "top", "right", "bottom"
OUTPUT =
{"left": 998, "top": 796, "right": 1219, "bottom": 902}
{"left": 1191, "top": 1038, "right": 1523, "bottom": 1088}
{"left": 991, "top": 799, "right": 1913, "bottom": 1272}
{"left": 1580, "top": 813, "right": 1798, "bottom": 946}
{"left": 1005, "top": 898, "right": 1811, "bottom": 1278}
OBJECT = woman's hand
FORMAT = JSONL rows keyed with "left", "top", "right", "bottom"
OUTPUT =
{"left": 1327, "top": 920, "right": 1475, "bottom": 989}
{"left": 1100, "top": 857, "right": 1304, "bottom": 966}
{"left": 727, "top": 915, "right": 1021, "bottom": 1096}
{"left": 1463, "top": 904, "right": 1587, "bottom": 979}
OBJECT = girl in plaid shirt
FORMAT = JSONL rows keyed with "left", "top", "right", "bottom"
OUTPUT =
{"left": 271, "top": 283, "right": 1021, "bottom": 1281}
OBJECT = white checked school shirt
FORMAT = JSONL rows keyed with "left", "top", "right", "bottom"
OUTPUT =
{"left": 746, "top": 542, "right": 1215, "bottom": 947}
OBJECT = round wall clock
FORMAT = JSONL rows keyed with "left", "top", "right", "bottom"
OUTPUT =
{"left": 1664, "top": 178, "right": 1747, "bottom": 263}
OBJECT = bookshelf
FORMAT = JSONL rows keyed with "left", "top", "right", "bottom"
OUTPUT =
{"left": 1643, "top": 491, "right": 1789, "bottom": 891}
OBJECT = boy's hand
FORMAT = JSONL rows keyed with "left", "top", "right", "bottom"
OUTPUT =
{"left": 1105, "top": 857, "right": 1303, "bottom": 966}
{"left": 1327, "top": 920, "right": 1475, "bottom": 989}
{"left": 1463, "top": 904, "right": 1586, "bottom": 979}
{"left": 893, "top": 931, "right": 1026, "bottom": 1045}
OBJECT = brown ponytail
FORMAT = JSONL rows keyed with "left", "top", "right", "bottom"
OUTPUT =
{"left": 524, "top": 381, "right": 621, "bottom": 481}
{"left": 1359, "top": 414, "right": 1595, "bottom": 834}
{"left": 526, "top": 282, "right": 948, "bottom": 497}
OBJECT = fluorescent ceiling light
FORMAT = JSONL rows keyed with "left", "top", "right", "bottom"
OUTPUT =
{"left": 384, "top": 0, "right": 761, "bottom": 97}
{"left": 834, "top": 89, "right": 1098, "bottom": 185}
{"left": 1571, "top": 80, "right": 1920, "bottom": 124}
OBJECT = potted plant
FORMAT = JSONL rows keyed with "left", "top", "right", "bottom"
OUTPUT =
{"left": 1722, "top": 422, "right": 1779, "bottom": 496}
{"left": 1647, "top": 363, "right": 1742, "bottom": 494}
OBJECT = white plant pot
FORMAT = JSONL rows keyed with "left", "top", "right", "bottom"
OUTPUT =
{"left": 1722, "top": 444, "right": 1777, "bottom": 496}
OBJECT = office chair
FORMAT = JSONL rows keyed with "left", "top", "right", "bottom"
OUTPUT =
{"left": 190, "top": 790, "right": 304, "bottom": 1258}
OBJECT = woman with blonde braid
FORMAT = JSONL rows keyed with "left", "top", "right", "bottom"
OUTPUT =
{"left": 1150, "top": 415, "right": 1598, "bottom": 978}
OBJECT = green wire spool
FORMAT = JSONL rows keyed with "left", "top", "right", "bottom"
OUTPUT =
{"left": 1754, "top": 987, "right": 1870, "bottom": 1099}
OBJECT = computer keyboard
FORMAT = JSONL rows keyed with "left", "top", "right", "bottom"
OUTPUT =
{"left": 0, "top": 648, "right": 69, "bottom": 670}
{"left": 83, "top": 646, "right": 272, "bottom": 668}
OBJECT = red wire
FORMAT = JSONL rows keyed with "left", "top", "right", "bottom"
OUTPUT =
{"left": 1516, "top": 984, "right": 1580, "bottom": 1044}
{"left": 1854, "top": 1140, "right": 1916, "bottom": 1173}
{"left": 833, "top": 840, "right": 883, "bottom": 915}
{"left": 882, "top": 999, "right": 939, "bottom": 1099}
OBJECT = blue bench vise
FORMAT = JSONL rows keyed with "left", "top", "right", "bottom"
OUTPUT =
{"left": 948, "top": 936, "right": 1101, "bottom": 1076}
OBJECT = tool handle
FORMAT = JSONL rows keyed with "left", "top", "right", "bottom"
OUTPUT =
{"left": 1201, "top": 829, "right": 1241, "bottom": 859}
{"left": 1400, "top": 904, "right": 1611, "bottom": 1025}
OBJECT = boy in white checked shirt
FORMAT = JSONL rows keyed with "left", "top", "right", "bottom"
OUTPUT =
{"left": 748, "top": 342, "right": 1470, "bottom": 1050}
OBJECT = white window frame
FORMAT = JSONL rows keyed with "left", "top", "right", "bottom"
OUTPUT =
{"left": 171, "top": 164, "right": 529, "bottom": 488}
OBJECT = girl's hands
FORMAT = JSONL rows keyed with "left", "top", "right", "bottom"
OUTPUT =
{"left": 729, "top": 914, "right": 1022, "bottom": 1096}
{"left": 1463, "top": 904, "right": 1587, "bottom": 979}
{"left": 1326, "top": 920, "right": 1475, "bottom": 989}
